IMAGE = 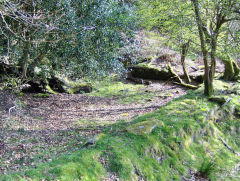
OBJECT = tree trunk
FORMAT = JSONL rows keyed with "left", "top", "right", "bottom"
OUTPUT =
{"left": 22, "top": 39, "right": 30, "bottom": 78}
{"left": 181, "top": 40, "right": 191, "bottom": 83}
{"left": 191, "top": 0, "right": 212, "bottom": 96}
{"left": 222, "top": 58, "right": 240, "bottom": 81}
{"left": 209, "top": 36, "right": 218, "bottom": 96}
{"left": 223, "top": 59, "right": 234, "bottom": 80}
{"left": 233, "top": 60, "right": 240, "bottom": 77}
{"left": 30, "top": 42, "right": 50, "bottom": 69}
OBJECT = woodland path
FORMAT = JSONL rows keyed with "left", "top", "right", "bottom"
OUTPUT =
{"left": 1, "top": 81, "right": 186, "bottom": 130}
{"left": 0, "top": 81, "right": 186, "bottom": 173}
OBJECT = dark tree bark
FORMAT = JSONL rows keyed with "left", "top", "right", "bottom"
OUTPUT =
{"left": 21, "top": 36, "right": 30, "bottom": 78}
{"left": 191, "top": 0, "right": 212, "bottom": 96}
{"left": 191, "top": 0, "right": 227, "bottom": 96}
{"left": 222, "top": 58, "right": 240, "bottom": 80}
{"left": 180, "top": 40, "right": 191, "bottom": 83}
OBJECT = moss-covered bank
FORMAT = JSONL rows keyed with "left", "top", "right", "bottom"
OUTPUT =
{"left": 1, "top": 80, "right": 240, "bottom": 181}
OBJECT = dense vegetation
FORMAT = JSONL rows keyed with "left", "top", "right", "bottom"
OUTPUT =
{"left": 0, "top": 0, "right": 136, "bottom": 82}
{"left": 1, "top": 0, "right": 240, "bottom": 94}
{"left": 0, "top": 0, "right": 240, "bottom": 180}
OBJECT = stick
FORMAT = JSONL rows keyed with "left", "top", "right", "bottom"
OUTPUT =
{"left": 219, "top": 136, "right": 240, "bottom": 156}
{"left": 8, "top": 106, "right": 16, "bottom": 118}
{"left": 173, "top": 82, "right": 199, "bottom": 89}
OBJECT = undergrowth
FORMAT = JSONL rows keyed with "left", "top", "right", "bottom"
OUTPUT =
{"left": 1, "top": 80, "right": 240, "bottom": 181}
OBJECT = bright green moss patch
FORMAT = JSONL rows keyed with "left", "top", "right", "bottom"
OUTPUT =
{"left": 91, "top": 81, "right": 144, "bottom": 98}
{"left": 90, "top": 79, "right": 176, "bottom": 104}
{"left": 32, "top": 93, "right": 50, "bottom": 98}
{"left": 126, "top": 119, "right": 161, "bottom": 135}
{"left": 90, "top": 81, "right": 158, "bottom": 104}
{"left": 46, "top": 85, "right": 58, "bottom": 94}
{"left": 2, "top": 80, "right": 240, "bottom": 181}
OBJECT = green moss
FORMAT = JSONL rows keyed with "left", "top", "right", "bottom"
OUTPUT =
{"left": 126, "top": 120, "right": 162, "bottom": 135}
{"left": 2, "top": 80, "right": 240, "bottom": 181}
{"left": 55, "top": 75, "right": 92, "bottom": 94}
{"left": 90, "top": 80, "right": 157, "bottom": 104}
{"left": 33, "top": 93, "right": 50, "bottom": 98}
{"left": 46, "top": 85, "right": 58, "bottom": 94}
{"left": 131, "top": 63, "right": 170, "bottom": 81}
{"left": 135, "top": 63, "right": 159, "bottom": 70}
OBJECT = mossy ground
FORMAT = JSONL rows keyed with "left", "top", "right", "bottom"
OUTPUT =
{"left": 90, "top": 79, "right": 158, "bottom": 104}
{"left": 1, "top": 80, "right": 240, "bottom": 181}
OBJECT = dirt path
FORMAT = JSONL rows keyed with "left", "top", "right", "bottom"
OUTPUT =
{"left": 1, "top": 81, "right": 187, "bottom": 130}
{"left": 0, "top": 81, "right": 187, "bottom": 174}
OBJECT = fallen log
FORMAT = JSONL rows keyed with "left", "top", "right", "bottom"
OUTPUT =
{"left": 167, "top": 64, "right": 199, "bottom": 89}
{"left": 173, "top": 82, "right": 199, "bottom": 89}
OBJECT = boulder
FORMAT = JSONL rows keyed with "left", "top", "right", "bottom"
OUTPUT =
{"left": 208, "top": 96, "right": 228, "bottom": 105}
{"left": 48, "top": 76, "right": 66, "bottom": 93}
{"left": 130, "top": 64, "right": 171, "bottom": 81}
{"left": 66, "top": 83, "right": 92, "bottom": 94}
{"left": 22, "top": 76, "right": 93, "bottom": 94}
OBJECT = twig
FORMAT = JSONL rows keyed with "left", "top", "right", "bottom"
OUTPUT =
{"left": 173, "top": 82, "right": 199, "bottom": 89}
{"left": 8, "top": 106, "right": 16, "bottom": 118}
{"left": 219, "top": 136, "right": 240, "bottom": 156}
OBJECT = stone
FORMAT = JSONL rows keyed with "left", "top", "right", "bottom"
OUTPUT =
{"left": 127, "top": 120, "right": 160, "bottom": 135}
{"left": 208, "top": 96, "right": 227, "bottom": 105}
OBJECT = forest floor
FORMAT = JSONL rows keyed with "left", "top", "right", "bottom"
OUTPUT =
{"left": 1, "top": 79, "right": 239, "bottom": 181}
{"left": 0, "top": 31, "right": 239, "bottom": 180}
{"left": 0, "top": 80, "right": 187, "bottom": 174}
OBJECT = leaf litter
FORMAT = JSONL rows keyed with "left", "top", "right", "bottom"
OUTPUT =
{"left": 0, "top": 81, "right": 186, "bottom": 175}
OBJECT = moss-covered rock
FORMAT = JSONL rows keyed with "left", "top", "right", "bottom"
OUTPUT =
{"left": 49, "top": 76, "right": 92, "bottom": 94}
{"left": 130, "top": 63, "right": 171, "bottom": 80}
{"left": 127, "top": 120, "right": 162, "bottom": 135}
{"left": 189, "top": 72, "right": 204, "bottom": 83}
{"left": 66, "top": 82, "right": 92, "bottom": 94}
{"left": 208, "top": 96, "right": 228, "bottom": 105}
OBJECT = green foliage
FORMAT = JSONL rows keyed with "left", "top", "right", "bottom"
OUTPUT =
{"left": 137, "top": 0, "right": 199, "bottom": 52}
{"left": 198, "top": 157, "right": 217, "bottom": 179}
{"left": 53, "top": 0, "right": 137, "bottom": 78}
{"left": 0, "top": 0, "right": 137, "bottom": 81}
{"left": 0, "top": 76, "right": 23, "bottom": 93}
{"left": 33, "top": 93, "right": 50, "bottom": 98}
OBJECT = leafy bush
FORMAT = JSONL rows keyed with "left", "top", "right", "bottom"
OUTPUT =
{"left": 0, "top": 0, "right": 137, "bottom": 81}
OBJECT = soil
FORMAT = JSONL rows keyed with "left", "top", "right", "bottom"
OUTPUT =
{"left": 0, "top": 80, "right": 187, "bottom": 175}
{"left": 0, "top": 81, "right": 187, "bottom": 131}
